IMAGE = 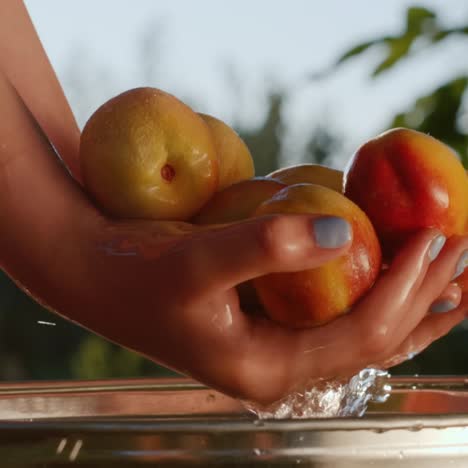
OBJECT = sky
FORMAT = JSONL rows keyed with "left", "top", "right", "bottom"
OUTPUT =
{"left": 24, "top": 0, "right": 468, "bottom": 168}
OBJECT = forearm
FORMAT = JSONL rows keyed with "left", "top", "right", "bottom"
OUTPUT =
{"left": 0, "top": 72, "right": 98, "bottom": 315}
{"left": 0, "top": 0, "right": 81, "bottom": 180}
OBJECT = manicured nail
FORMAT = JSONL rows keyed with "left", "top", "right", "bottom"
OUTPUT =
{"left": 430, "top": 300, "right": 457, "bottom": 314}
{"left": 313, "top": 217, "right": 352, "bottom": 249}
{"left": 452, "top": 250, "right": 468, "bottom": 280}
{"left": 428, "top": 235, "right": 446, "bottom": 261}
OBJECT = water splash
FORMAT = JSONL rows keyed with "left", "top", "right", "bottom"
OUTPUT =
{"left": 37, "top": 320, "right": 56, "bottom": 327}
{"left": 69, "top": 439, "right": 83, "bottom": 462}
{"left": 56, "top": 438, "right": 67, "bottom": 454}
{"left": 243, "top": 368, "right": 391, "bottom": 419}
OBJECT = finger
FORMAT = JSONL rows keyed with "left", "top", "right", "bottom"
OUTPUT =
{"left": 427, "top": 283, "right": 462, "bottom": 314}
{"left": 412, "top": 235, "right": 468, "bottom": 316}
{"left": 369, "top": 283, "right": 463, "bottom": 370}
{"left": 379, "top": 237, "right": 468, "bottom": 355}
{"left": 377, "top": 296, "right": 468, "bottom": 370}
{"left": 320, "top": 229, "right": 445, "bottom": 369}
{"left": 346, "top": 229, "right": 444, "bottom": 336}
{"left": 168, "top": 214, "right": 352, "bottom": 299}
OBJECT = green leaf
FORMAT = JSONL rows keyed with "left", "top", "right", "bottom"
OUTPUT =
{"left": 436, "top": 25, "right": 468, "bottom": 39}
{"left": 432, "top": 29, "right": 451, "bottom": 42}
{"left": 336, "top": 40, "right": 378, "bottom": 65}
{"left": 405, "top": 7, "right": 436, "bottom": 35}
{"left": 372, "top": 36, "right": 413, "bottom": 76}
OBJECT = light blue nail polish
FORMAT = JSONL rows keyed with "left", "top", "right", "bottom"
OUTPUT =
{"left": 428, "top": 235, "right": 446, "bottom": 261}
{"left": 313, "top": 217, "right": 352, "bottom": 249}
{"left": 430, "top": 300, "right": 457, "bottom": 314}
{"left": 452, "top": 250, "right": 468, "bottom": 280}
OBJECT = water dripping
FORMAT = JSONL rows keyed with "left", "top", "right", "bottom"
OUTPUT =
{"left": 243, "top": 367, "right": 391, "bottom": 419}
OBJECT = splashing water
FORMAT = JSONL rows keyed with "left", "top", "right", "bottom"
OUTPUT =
{"left": 243, "top": 368, "right": 391, "bottom": 419}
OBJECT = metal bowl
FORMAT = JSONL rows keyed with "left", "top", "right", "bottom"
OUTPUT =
{"left": 0, "top": 376, "right": 468, "bottom": 466}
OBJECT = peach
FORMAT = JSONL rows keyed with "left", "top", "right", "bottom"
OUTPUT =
{"left": 252, "top": 184, "right": 382, "bottom": 328}
{"left": 268, "top": 164, "right": 343, "bottom": 193}
{"left": 80, "top": 87, "right": 218, "bottom": 221}
{"left": 198, "top": 113, "right": 254, "bottom": 191}
{"left": 344, "top": 128, "right": 468, "bottom": 257}
{"left": 193, "top": 177, "right": 286, "bottom": 225}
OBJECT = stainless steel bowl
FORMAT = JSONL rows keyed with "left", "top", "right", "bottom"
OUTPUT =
{"left": 0, "top": 376, "right": 468, "bottom": 466}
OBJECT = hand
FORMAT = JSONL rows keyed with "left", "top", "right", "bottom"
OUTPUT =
{"left": 1, "top": 71, "right": 467, "bottom": 406}
{"left": 78, "top": 221, "right": 468, "bottom": 405}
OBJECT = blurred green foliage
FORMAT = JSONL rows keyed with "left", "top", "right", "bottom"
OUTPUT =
{"left": 1, "top": 5, "right": 468, "bottom": 383}
{"left": 331, "top": 6, "right": 468, "bottom": 166}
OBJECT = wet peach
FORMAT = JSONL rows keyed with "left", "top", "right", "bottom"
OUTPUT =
{"left": 198, "top": 113, "right": 254, "bottom": 191}
{"left": 252, "top": 184, "right": 382, "bottom": 328}
{"left": 268, "top": 164, "right": 343, "bottom": 193}
{"left": 193, "top": 177, "right": 286, "bottom": 225}
{"left": 345, "top": 128, "right": 468, "bottom": 257}
{"left": 80, "top": 87, "right": 218, "bottom": 221}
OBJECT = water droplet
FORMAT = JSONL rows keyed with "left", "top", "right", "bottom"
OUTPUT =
{"left": 409, "top": 424, "right": 424, "bottom": 432}
{"left": 69, "top": 439, "right": 83, "bottom": 461}
{"left": 56, "top": 438, "right": 67, "bottom": 454}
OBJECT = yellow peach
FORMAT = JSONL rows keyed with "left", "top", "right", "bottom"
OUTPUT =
{"left": 199, "top": 113, "right": 254, "bottom": 191}
{"left": 253, "top": 184, "right": 382, "bottom": 328}
{"left": 80, "top": 87, "right": 218, "bottom": 221}
{"left": 193, "top": 177, "right": 286, "bottom": 225}
{"left": 268, "top": 164, "right": 343, "bottom": 192}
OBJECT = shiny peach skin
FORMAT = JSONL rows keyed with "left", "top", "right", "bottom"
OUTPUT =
{"left": 252, "top": 184, "right": 382, "bottom": 328}
{"left": 268, "top": 164, "right": 344, "bottom": 193}
{"left": 345, "top": 128, "right": 468, "bottom": 258}
{"left": 193, "top": 177, "right": 286, "bottom": 225}
{"left": 199, "top": 113, "right": 254, "bottom": 191}
{"left": 80, "top": 88, "right": 219, "bottom": 221}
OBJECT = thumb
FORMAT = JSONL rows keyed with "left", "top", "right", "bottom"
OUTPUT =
{"left": 178, "top": 214, "right": 352, "bottom": 295}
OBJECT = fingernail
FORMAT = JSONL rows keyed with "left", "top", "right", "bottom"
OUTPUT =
{"left": 313, "top": 216, "right": 352, "bottom": 249}
{"left": 428, "top": 235, "right": 446, "bottom": 261}
{"left": 452, "top": 250, "right": 468, "bottom": 280}
{"left": 430, "top": 300, "right": 457, "bottom": 314}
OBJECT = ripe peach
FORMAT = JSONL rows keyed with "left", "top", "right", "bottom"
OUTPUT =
{"left": 252, "top": 184, "right": 382, "bottom": 328}
{"left": 345, "top": 128, "right": 468, "bottom": 257}
{"left": 80, "top": 87, "right": 218, "bottom": 221}
{"left": 198, "top": 113, "right": 254, "bottom": 191}
{"left": 193, "top": 177, "right": 286, "bottom": 225}
{"left": 268, "top": 164, "right": 343, "bottom": 193}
